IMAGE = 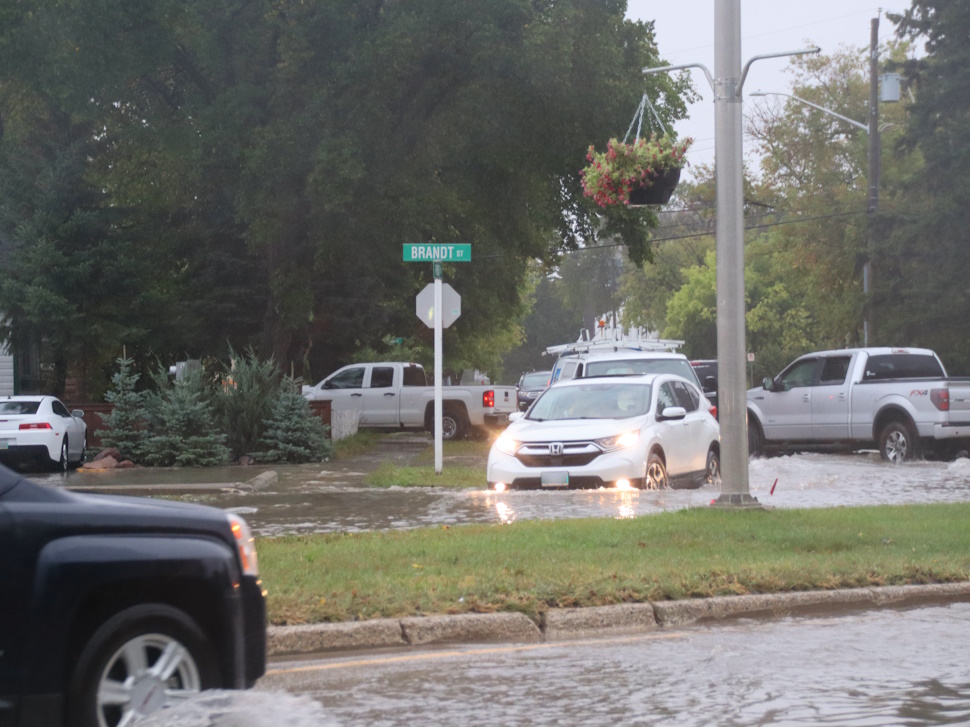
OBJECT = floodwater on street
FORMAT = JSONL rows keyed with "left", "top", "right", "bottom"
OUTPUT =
{"left": 139, "top": 601, "right": 970, "bottom": 726}
{"left": 33, "top": 446, "right": 970, "bottom": 537}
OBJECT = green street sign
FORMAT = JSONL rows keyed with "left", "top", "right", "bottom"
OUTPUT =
{"left": 403, "top": 244, "right": 472, "bottom": 262}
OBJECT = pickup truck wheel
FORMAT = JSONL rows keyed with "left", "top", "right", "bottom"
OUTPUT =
{"left": 70, "top": 604, "right": 218, "bottom": 727}
{"left": 747, "top": 418, "right": 764, "bottom": 458}
{"left": 643, "top": 452, "right": 668, "bottom": 490}
{"left": 879, "top": 421, "right": 917, "bottom": 463}
{"left": 441, "top": 411, "right": 465, "bottom": 441}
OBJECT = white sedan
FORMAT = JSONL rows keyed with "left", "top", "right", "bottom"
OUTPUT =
{"left": 0, "top": 396, "right": 88, "bottom": 471}
{"left": 487, "top": 374, "right": 719, "bottom": 491}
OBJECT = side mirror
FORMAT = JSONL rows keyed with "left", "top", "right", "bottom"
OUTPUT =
{"left": 762, "top": 377, "right": 773, "bottom": 391}
{"left": 508, "top": 412, "right": 524, "bottom": 423}
{"left": 71, "top": 409, "right": 85, "bottom": 418}
{"left": 323, "top": 380, "right": 334, "bottom": 390}
{"left": 658, "top": 406, "right": 687, "bottom": 421}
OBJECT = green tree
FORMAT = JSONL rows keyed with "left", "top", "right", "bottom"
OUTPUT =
{"left": 95, "top": 354, "right": 148, "bottom": 462}
{"left": 257, "top": 382, "right": 333, "bottom": 464}
{"left": 142, "top": 367, "right": 229, "bottom": 467}
{"left": 880, "top": 1, "right": 970, "bottom": 373}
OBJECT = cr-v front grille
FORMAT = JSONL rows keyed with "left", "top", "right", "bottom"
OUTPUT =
{"left": 515, "top": 441, "right": 601, "bottom": 468}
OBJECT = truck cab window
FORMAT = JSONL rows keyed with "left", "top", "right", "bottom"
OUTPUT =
{"left": 819, "top": 356, "right": 851, "bottom": 385}
{"left": 327, "top": 367, "right": 365, "bottom": 389}
{"left": 778, "top": 359, "right": 818, "bottom": 390}
{"left": 370, "top": 367, "right": 394, "bottom": 388}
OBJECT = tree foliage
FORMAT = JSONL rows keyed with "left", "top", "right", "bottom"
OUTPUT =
{"left": 0, "top": 0, "right": 692, "bottom": 395}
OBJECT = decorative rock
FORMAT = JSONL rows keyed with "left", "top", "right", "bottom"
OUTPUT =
{"left": 93, "top": 448, "right": 122, "bottom": 462}
{"left": 82, "top": 456, "right": 119, "bottom": 470}
{"left": 116, "top": 460, "right": 135, "bottom": 469}
{"left": 237, "top": 455, "right": 257, "bottom": 466}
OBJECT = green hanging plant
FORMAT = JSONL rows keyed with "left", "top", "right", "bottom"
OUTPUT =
{"left": 581, "top": 133, "right": 692, "bottom": 208}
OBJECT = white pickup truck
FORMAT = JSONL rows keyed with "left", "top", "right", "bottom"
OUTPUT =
{"left": 746, "top": 347, "right": 970, "bottom": 462}
{"left": 302, "top": 361, "right": 516, "bottom": 440}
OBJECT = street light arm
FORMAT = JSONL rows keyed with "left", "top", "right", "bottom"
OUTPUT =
{"left": 737, "top": 47, "right": 819, "bottom": 93}
{"left": 642, "top": 62, "right": 715, "bottom": 93}
{"left": 749, "top": 90, "right": 868, "bottom": 131}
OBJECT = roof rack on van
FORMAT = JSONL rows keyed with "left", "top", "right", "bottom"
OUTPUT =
{"left": 543, "top": 327, "right": 684, "bottom": 357}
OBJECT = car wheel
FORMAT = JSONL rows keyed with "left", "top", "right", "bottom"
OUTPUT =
{"left": 747, "top": 417, "right": 764, "bottom": 458}
{"left": 70, "top": 604, "right": 218, "bottom": 727}
{"left": 441, "top": 410, "right": 466, "bottom": 441}
{"left": 704, "top": 447, "right": 721, "bottom": 486}
{"left": 53, "top": 438, "right": 69, "bottom": 473}
{"left": 644, "top": 451, "right": 668, "bottom": 490}
{"left": 879, "top": 421, "right": 917, "bottom": 463}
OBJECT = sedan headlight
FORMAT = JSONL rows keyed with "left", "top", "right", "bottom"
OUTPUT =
{"left": 494, "top": 434, "right": 521, "bottom": 455}
{"left": 594, "top": 431, "right": 640, "bottom": 452}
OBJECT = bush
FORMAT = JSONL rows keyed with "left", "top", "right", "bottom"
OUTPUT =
{"left": 215, "top": 347, "right": 282, "bottom": 459}
{"left": 256, "top": 380, "right": 334, "bottom": 464}
{"left": 96, "top": 354, "right": 148, "bottom": 462}
{"left": 142, "top": 365, "right": 230, "bottom": 467}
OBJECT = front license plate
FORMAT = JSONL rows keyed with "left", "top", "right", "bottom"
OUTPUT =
{"left": 541, "top": 471, "right": 569, "bottom": 487}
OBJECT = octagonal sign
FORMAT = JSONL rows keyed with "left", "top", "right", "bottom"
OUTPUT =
{"left": 416, "top": 283, "right": 461, "bottom": 328}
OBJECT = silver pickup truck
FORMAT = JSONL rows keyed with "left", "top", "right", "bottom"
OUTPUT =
{"left": 746, "top": 347, "right": 970, "bottom": 462}
{"left": 302, "top": 361, "right": 516, "bottom": 440}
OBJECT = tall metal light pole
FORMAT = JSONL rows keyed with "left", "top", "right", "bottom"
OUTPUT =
{"left": 751, "top": 16, "right": 883, "bottom": 347}
{"left": 644, "top": 1, "right": 817, "bottom": 506}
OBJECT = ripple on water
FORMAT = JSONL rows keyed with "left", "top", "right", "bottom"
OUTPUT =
{"left": 134, "top": 690, "right": 337, "bottom": 726}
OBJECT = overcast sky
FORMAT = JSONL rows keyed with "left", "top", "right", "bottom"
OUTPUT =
{"left": 624, "top": 1, "right": 915, "bottom": 176}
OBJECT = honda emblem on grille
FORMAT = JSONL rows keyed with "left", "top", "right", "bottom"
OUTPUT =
{"left": 549, "top": 442, "right": 563, "bottom": 456}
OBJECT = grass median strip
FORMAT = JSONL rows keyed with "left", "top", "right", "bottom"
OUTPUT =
{"left": 258, "top": 502, "right": 970, "bottom": 625}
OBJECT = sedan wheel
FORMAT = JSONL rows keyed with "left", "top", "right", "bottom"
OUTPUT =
{"left": 53, "top": 438, "right": 69, "bottom": 473}
{"left": 644, "top": 452, "right": 668, "bottom": 490}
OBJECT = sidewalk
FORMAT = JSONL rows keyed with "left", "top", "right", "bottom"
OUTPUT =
{"left": 267, "top": 582, "right": 970, "bottom": 657}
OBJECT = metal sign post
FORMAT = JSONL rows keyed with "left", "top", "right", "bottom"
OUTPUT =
{"left": 405, "top": 244, "right": 471, "bottom": 474}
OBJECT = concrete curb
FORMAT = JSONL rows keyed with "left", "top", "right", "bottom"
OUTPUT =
{"left": 266, "top": 582, "right": 970, "bottom": 657}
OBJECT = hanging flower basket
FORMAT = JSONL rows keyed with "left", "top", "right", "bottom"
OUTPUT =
{"left": 628, "top": 166, "right": 682, "bottom": 206}
{"left": 580, "top": 133, "right": 692, "bottom": 209}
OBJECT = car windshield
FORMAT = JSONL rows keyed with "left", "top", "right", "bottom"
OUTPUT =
{"left": 585, "top": 358, "right": 699, "bottom": 386}
{"left": 521, "top": 372, "right": 549, "bottom": 388}
{"left": 0, "top": 401, "right": 40, "bottom": 415}
{"left": 528, "top": 383, "right": 652, "bottom": 421}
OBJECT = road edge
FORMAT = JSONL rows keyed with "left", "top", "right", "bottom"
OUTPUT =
{"left": 267, "top": 582, "right": 970, "bottom": 656}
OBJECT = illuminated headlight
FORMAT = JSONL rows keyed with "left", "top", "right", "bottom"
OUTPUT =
{"left": 494, "top": 434, "right": 521, "bottom": 455}
{"left": 595, "top": 431, "right": 640, "bottom": 452}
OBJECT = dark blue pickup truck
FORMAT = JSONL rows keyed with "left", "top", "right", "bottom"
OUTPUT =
{"left": 0, "top": 464, "right": 266, "bottom": 727}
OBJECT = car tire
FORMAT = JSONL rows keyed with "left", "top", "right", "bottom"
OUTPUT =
{"left": 69, "top": 603, "right": 219, "bottom": 727}
{"left": 879, "top": 420, "right": 918, "bottom": 463}
{"left": 704, "top": 447, "right": 721, "bottom": 486}
{"left": 53, "top": 438, "right": 69, "bottom": 473}
{"left": 441, "top": 410, "right": 466, "bottom": 441}
{"left": 747, "top": 417, "right": 764, "bottom": 458}
{"left": 644, "top": 451, "right": 668, "bottom": 490}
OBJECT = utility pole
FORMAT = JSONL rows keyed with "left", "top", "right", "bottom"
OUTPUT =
{"left": 643, "top": 1, "right": 817, "bottom": 507}
{"left": 864, "top": 16, "right": 880, "bottom": 346}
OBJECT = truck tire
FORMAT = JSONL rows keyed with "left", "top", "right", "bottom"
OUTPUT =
{"left": 879, "top": 420, "right": 918, "bottom": 463}
{"left": 747, "top": 417, "right": 764, "bottom": 458}
{"left": 70, "top": 603, "right": 219, "bottom": 727}
{"left": 441, "top": 410, "right": 466, "bottom": 441}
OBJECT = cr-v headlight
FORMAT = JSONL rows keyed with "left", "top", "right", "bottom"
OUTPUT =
{"left": 594, "top": 431, "right": 639, "bottom": 452}
{"left": 494, "top": 434, "right": 521, "bottom": 455}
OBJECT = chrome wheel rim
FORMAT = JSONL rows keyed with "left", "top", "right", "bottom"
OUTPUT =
{"left": 645, "top": 459, "right": 667, "bottom": 489}
{"left": 706, "top": 452, "right": 721, "bottom": 485}
{"left": 885, "top": 430, "right": 909, "bottom": 463}
{"left": 96, "top": 633, "right": 201, "bottom": 727}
